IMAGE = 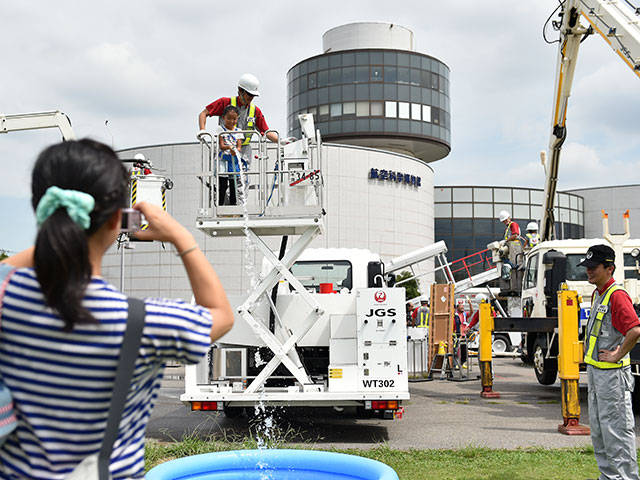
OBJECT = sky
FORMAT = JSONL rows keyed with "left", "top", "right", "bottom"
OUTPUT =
{"left": 2, "top": 0, "right": 640, "bottom": 252}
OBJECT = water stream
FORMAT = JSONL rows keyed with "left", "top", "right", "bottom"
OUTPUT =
{"left": 236, "top": 155, "right": 278, "bottom": 461}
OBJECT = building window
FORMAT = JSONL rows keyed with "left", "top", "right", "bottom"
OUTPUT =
{"left": 318, "top": 70, "right": 329, "bottom": 88}
{"left": 398, "top": 67, "right": 410, "bottom": 85}
{"left": 343, "top": 66, "right": 355, "bottom": 84}
{"left": 530, "top": 190, "right": 544, "bottom": 205}
{"left": 513, "top": 204, "right": 530, "bottom": 219}
{"left": 494, "top": 204, "right": 511, "bottom": 217}
{"left": 371, "top": 66, "right": 383, "bottom": 82}
{"left": 422, "top": 105, "right": 431, "bottom": 123}
{"left": 330, "top": 103, "right": 342, "bottom": 117}
{"left": 431, "top": 74, "right": 439, "bottom": 91}
{"left": 329, "top": 68, "right": 341, "bottom": 86}
{"left": 385, "top": 101, "right": 397, "bottom": 118}
{"left": 435, "top": 187, "right": 451, "bottom": 202}
{"left": 435, "top": 204, "right": 452, "bottom": 217}
{"left": 513, "top": 189, "right": 529, "bottom": 204}
{"left": 384, "top": 66, "right": 397, "bottom": 83}
{"left": 355, "top": 66, "right": 369, "bottom": 83}
{"left": 453, "top": 218, "right": 473, "bottom": 233}
{"left": 370, "top": 102, "right": 384, "bottom": 117}
{"left": 410, "top": 69, "right": 421, "bottom": 86}
{"left": 453, "top": 204, "right": 473, "bottom": 217}
{"left": 308, "top": 72, "right": 317, "bottom": 89}
{"left": 398, "top": 102, "right": 410, "bottom": 119}
{"left": 531, "top": 205, "right": 542, "bottom": 219}
{"left": 356, "top": 102, "right": 370, "bottom": 117}
{"left": 453, "top": 188, "right": 472, "bottom": 202}
{"left": 319, "top": 104, "right": 329, "bottom": 117}
{"left": 411, "top": 103, "right": 421, "bottom": 121}
{"left": 494, "top": 188, "right": 512, "bottom": 203}
{"left": 474, "top": 187, "right": 492, "bottom": 202}
{"left": 343, "top": 102, "right": 356, "bottom": 116}
{"left": 473, "top": 204, "right": 493, "bottom": 218}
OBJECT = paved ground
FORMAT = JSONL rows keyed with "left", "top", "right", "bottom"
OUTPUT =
{"left": 148, "top": 357, "right": 640, "bottom": 450}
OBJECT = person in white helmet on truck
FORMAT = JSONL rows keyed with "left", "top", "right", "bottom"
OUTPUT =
{"left": 523, "top": 222, "right": 540, "bottom": 251}
{"left": 498, "top": 210, "right": 520, "bottom": 243}
{"left": 198, "top": 74, "right": 281, "bottom": 160}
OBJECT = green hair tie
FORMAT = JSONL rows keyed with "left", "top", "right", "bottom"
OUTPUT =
{"left": 35, "top": 186, "right": 95, "bottom": 230}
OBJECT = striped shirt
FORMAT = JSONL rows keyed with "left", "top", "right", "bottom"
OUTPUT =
{"left": 0, "top": 267, "right": 212, "bottom": 479}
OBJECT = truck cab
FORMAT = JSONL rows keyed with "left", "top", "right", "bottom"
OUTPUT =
{"left": 521, "top": 239, "right": 640, "bottom": 320}
{"left": 517, "top": 238, "right": 640, "bottom": 386}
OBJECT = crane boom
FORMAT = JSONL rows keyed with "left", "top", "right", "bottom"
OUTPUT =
{"left": 541, "top": 0, "right": 640, "bottom": 241}
{"left": 0, "top": 111, "right": 76, "bottom": 141}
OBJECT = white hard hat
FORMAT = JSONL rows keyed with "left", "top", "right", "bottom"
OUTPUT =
{"left": 527, "top": 222, "right": 539, "bottom": 231}
{"left": 498, "top": 210, "right": 510, "bottom": 222}
{"left": 420, "top": 296, "right": 429, "bottom": 303}
{"left": 475, "top": 293, "right": 488, "bottom": 303}
{"left": 133, "top": 153, "right": 146, "bottom": 161}
{"left": 238, "top": 73, "right": 260, "bottom": 96}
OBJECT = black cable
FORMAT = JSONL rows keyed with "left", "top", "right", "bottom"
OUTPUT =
{"left": 622, "top": 0, "right": 640, "bottom": 15}
{"left": 543, "top": 1, "right": 565, "bottom": 45}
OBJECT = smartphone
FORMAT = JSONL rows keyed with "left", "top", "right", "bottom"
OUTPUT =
{"left": 120, "top": 208, "right": 142, "bottom": 233}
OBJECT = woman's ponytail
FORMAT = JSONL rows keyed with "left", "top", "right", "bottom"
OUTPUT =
{"left": 31, "top": 140, "right": 128, "bottom": 331}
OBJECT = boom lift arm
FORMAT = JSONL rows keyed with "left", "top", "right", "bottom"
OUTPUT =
{"left": 541, "top": 0, "right": 640, "bottom": 241}
{"left": 0, "top": 111, "right": 76, "bottom": 141}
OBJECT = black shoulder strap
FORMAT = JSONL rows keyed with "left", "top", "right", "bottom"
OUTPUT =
{"left": 98, "top": 298, "right": 146, "bottom": 480}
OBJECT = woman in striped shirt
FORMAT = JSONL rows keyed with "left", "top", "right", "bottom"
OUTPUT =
{"left": 0, "top": 139, "right": 233, "bottom": 479}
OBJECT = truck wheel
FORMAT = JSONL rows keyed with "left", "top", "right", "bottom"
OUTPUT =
{"left": 533, "top": 338, "right": 558, "bottom": 385}
{"left": 492, "top": 335, "right": 511, "bottom": 354}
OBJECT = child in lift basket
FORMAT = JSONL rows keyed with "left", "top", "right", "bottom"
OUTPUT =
{"left": 215, "top": 105, "right": 244, "bottom": 206}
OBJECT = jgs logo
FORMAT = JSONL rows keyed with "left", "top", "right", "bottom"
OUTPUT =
{"left": 374, "top": 291, "right": 386, "bottom": 303}
{"left": 365, "top": 308, "right": 397, "bottom": 317}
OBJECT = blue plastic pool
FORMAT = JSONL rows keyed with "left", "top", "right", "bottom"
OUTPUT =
{"left": 146, "top": 449, "right": 399, "bottom": 480}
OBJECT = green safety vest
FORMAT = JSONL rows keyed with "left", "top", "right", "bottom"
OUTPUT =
{"left": 525, "top": 232, "right": 539, "bottom": 247}
{"left": 584, "top": 284, "right": 631, "bottom": 369}
{"left": 504, "top": 221, "right": 514, "bottom": 241}
{"left": 417, "top": 308, "right": 429, "bottom": 328}
{"left": 230, "top": 97, "right": 256, "bottom": 146}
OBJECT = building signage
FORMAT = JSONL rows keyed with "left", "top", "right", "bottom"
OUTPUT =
{"left": 369, "top": 168, "right": 421, "bottom": 187}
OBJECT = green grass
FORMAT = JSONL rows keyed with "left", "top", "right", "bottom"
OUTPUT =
{"left": 145, "top": 437, "right": 602, "bottom": 479}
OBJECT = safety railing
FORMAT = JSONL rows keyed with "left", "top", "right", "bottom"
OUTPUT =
{"left": 196, "top": 127, "right": 324, "bottom": 221}
{"left": 442, "top": 248, "right": 496, "bottom": 284}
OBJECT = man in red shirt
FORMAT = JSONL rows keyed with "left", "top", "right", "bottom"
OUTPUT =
{"left": 198, "top": 73, "right": 279, "bottom": 158}
{"left": 579, "top": 244, "right": 640, "bottom": 480}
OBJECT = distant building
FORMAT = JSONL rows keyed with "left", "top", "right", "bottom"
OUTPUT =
{"left": 287, "top": 22, "right": 451, "bottom": 163}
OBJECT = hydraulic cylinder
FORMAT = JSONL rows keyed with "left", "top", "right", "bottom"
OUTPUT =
{"left": 479, "top": 301, "right": 500, "bottom": 398}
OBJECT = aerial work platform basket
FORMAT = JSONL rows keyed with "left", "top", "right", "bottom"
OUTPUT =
{"left": 196, "top": 114, "right": 324, "bottom": 237}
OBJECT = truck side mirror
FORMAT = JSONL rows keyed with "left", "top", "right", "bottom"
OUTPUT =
{"left": 367, "top": 262, "right": 384, "bottom": 288}
{"left": 542, "top": 249, "right": 567, "bottom": 317}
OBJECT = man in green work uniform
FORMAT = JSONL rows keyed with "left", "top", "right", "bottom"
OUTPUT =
{"left": 580, "top": 244, "right": 640, "bottom": 480}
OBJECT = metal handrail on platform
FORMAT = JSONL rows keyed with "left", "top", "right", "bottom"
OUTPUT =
{"left": 196, "top": 128, "right": 325, "bottom": 237}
